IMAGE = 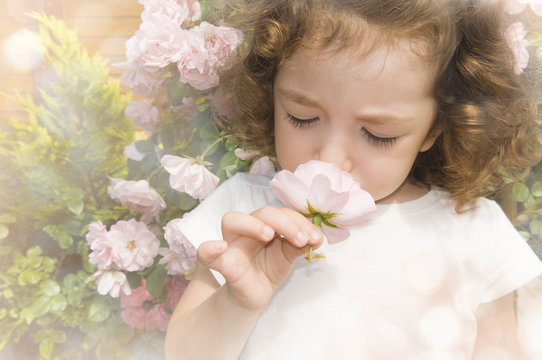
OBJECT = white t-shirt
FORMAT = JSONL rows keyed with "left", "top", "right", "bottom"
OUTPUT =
{"left": 180, "top": 173, "right": 542, "bottom": 359}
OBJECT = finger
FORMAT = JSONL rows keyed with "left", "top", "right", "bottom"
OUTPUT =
{"left": 197, "top": 240, "right": 228, "bottom": 268}
{"left": 251, "top": 207, "right": 323, "bottom": 248}
{"left": 221, "top": 211, "right": 276, "bottom": 244}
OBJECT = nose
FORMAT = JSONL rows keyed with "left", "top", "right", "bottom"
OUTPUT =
{"left": 315, "top": 133, "right": 354, "bottom": 173}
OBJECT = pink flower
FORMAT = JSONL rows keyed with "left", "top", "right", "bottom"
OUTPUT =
{"left": 249, "top": 156, "right": 276, "bottom": 176}
{"left": 164, "top": 275, "right": 189, "bottom": 310}
{"left": 234, "top": 148, "right": 260, "bottom": 161}
{"left": 504, "top": 22, "right": 529, "bottom": 75}
{"left": 124, "top": 143, "right": 147, "bottom": 161}
{"left": 139, "top": 0, "right": 190, "bottom": 26}
{"left": 172, "top": 96, "right": 198, "bottom": 118}
{"left": 126, "top": 13, "right": 190, "bottom": 68}
{"left": 121, "top": 278, "right": 153, "bottom": 308}
{"left": 108, "top": 219, "right": 160, "bottom": 272}
{"left": 504, "top": 0, "right": 542, "bottom": 16}
{"left": 194, "top": 22, "right": 243, "bottom": 68}
{"left": 117, "top": 61, "right": 164, "bottom": 98}
{"left": 121, "top": 307, "right": 147, "bottom": 330}
{"left": 145, "top": 305, "right": 170, "bottom": 331}
{"left": 125, "top": 100, "right": 161, "bottom": 132}
{"left": 160, "top": 218, "right": 196, "bottom": 275}
{"left": 270, "top": 160, "right": 376, "bottom": 244}
{"left": 107, "top": 178, "right": 166, "bottom": 223}
{"left": 88, "top": 232, "right": 114, "bottom": 270}
{"left": 186, "top": 0, "right": 202, "bottom": 22}
{"left": 91, "top": 270, "right": 132, "bottom": 298}
{"left": 161, "top": 155, "right": 220, "bottom": 200}
{"left": 177, "top": 31, "right": 219, "bottom": 90}
{"left": 85, "top": 220, "right": 107, "bottom": 245}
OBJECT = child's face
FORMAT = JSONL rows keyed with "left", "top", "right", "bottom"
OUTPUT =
{"left": 273, "top": 40, "right": 439, "bottom": 203}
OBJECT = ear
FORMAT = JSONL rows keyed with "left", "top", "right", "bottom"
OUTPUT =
{"left": 419, "top": 121, "right": 444, "bottom": 152}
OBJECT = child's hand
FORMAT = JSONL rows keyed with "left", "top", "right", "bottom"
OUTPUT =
{"left": 197, "top": 206, "right": 323, "bottom": 310}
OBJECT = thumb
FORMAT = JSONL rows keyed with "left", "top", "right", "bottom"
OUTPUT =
{"left": 197, "top": 240, "right": 228, "bottom": 267}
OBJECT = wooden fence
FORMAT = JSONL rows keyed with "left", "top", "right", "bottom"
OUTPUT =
{"left": 0, "top": 0, "right": 143, "bottom": 121}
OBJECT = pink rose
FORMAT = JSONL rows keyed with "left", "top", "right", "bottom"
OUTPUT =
{"left": 125, "top": 100, "right": 161, "bottom": 132}
{"left": 88, "top": 232, "right": 114, "bottom": 270}
{"left": 85, "top": 220, "right": 107, "bottom": 245}
{"left": 249, "top": 156, "right": 276, "bottom": 176}
{"left": 145, "top": 305, "right": 170, "bottom": 331}
{"left": 270, "top": 160, "right": 376, "bottom": 244}
{"left": 504, "top": 22, "right": 529, "bottom": 75}
{"left": 121, "top": 278, "right": 153, "bottom": 308}
{"left": 234, "top": 148, "right": 259, "bottom": 161}
{"left": 172, "top": 96, "right": 198, "bottom": 119}
{"left": 108, "top": 219, "right": 160, "bottom": 272}
{"left": 117, "top": 61, "right": 164, "bottom": 98}
{"left": 92, "top": 270, "right": 132, "bottom": 298}
{"left": 124, "top": 143, "right": 146, "bottom": 161}
{"left": 164, "top": 275, "right": 189, "bottom": 310}
{"left": 177, "top": 31, "right": 219, "bottom": 90}
{"left": 161, "top": 155, "right": 220, "bottom": 200}
{"left": 126, "top": 13, "right": 190, "bottom": 68}
{"left": 504, "top": 0, "right": 542, "bottom": 16}
{"left": 121, "top": 307, "right": 147, "bottom": 330}
{"left": 186, "top": 0, "right": 202, "bottom": 22}
{"left": 194, "top": 21, "right": 243, "bottom": 68}
{"left": 139, "top": 0, "right": 190, "bottom": 26}
{"left": 107, "top": 178, "right": 166, "bottom": 223}
{"left": 160, "top": 217, "right": 197, "bottom": 276}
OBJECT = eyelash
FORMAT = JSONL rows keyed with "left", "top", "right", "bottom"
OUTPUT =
{"left": 287, "top": 114, "right": 398, "bottom": 147}
{"left": 287, "top": 114, "right": 319, "bottom": 128}
{"left": 362, "top": 128, "right": 398, "bottom": 147}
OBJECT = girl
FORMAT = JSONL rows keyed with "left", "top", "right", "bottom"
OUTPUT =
{"left": 166, "top": 0, "right": 542, "bottom": 358}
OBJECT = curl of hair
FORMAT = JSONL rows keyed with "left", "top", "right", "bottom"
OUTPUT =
{"left": 216, "top": 0, "right": 541, "bottom": 211}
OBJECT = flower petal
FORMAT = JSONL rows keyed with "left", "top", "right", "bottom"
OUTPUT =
{"left": 270, "top": 170, "right": 310, "bottom": 212}
{"left": 321, "top": 224, "right": 350, "bottom": 244}
{"left": 333, "top": 190, "right": 377, "bottom": 227}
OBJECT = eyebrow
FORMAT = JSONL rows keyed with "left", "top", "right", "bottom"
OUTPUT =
{"left": 276, "top": 87, "right": 413, "bottom": 125}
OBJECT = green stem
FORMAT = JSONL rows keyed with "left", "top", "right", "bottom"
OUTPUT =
{"left": 197, "top": 134, "right": 230, "bottom": 162}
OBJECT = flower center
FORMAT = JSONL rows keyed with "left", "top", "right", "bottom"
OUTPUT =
{"left": 127, "top": 240, "right": 137, "bottom": 250}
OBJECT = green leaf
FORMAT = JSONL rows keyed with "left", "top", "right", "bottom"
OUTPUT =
{"left": 0, "top": 225, "right": 8, "bottom": 240}
{"left": 3, "top": 288, "right": 14, "bottom": 299}
{"left": 87, "top": 297, "right": 110, "bottom": 322}
{"left": 146, "top": 265, "right": 167, "bottom": 298}
{"left": 49, "top": 295, "right": 68, "bottom": 312}
{"left": 27, "top": 246, "right": 42, "bottom": 257}
{"left": 21, "top": 295, "right": 51, "bottom": 324}
{"left": 57, "top": 232, "right": 74, "bottom": 249}
{"left": 39, "top": 338, "right": 54, "bottom": 360}
{"left": 67, "top": 198, "right": 84, "bottom": 215}
{"left": 134, "top": 139, "right": 155, "bottom": 153}
{"left": 126, "top": 271, "right": 142, "bottom": 289}
{"left": 532, "top": 181, "right": 542, "bottom": 197}
{"left": 19, "top": 269, "right": 42, "bottom": 285}
{"left": 519, "top": 230, "right": 531, "bottom": 240}
{"left": 199, "top": 121, "right": 219, "bottom": 141}
{"left": 513, "top": 182, "right": 530, "bottom": 203}
{"left": 40, "top": 279, "right": 60, "bottom": 296}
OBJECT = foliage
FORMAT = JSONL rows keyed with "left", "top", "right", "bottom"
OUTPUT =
{"left": 0, "top": 8, "right": 249, "bottom": 359}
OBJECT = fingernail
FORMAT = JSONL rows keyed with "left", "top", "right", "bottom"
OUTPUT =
{"left": 310, "top": 229, "right": 322, "bottom": 242}
{"left": 295, "top": 231, "right": 308, "bottom": 246}
{"left": 263, "top": 226, "right": 275, "bottom": 239}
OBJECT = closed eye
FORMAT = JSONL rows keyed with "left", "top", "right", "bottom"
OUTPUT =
{"left": 287, "top": 114, "right": 319, "bottom": 128}
{"left": 362, "top": 128, "right": 397, "bottom": 147}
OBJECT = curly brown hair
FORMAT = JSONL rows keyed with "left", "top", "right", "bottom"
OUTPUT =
{"left": 216, "top": 0, "right": 541, "bottom": 210}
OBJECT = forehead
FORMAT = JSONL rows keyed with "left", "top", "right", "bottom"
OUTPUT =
{"left": 279, "top": 38, "right": 437, "bottom": 97}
